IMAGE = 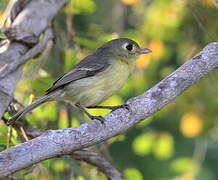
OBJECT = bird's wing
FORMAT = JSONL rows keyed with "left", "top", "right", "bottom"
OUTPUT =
{"left": 46, "top": 55, "right": 110, "bottom": 94}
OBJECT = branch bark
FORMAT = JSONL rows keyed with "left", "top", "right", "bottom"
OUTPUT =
{"left": 4, "top": 115, "right": 124, "bottom": 180}
{"left": 73, "top": 151, "right": 124, "bottom": 180}
{"left": 0, "top": 42, "right": 218, "bottom": 177}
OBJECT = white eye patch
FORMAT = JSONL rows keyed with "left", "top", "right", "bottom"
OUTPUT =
{"left": 122, "top": 43, "right": 135, "bottom": 52}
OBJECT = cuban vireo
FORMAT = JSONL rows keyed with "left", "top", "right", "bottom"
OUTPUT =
{"left": 9, "top": 38, "right": 151, "bottom": 124}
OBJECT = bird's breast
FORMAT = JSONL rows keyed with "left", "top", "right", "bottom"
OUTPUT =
{"left": 61, "top": 60, "right": 134, "bottom": 107}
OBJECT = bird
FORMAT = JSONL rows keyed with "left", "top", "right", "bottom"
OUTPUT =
{"left": 8, "top": 38, "right": 152, "bottom": 125}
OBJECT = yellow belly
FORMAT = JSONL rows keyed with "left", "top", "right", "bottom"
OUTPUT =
{"left": 60, "top": 60, "right": 133, "bottom": 107}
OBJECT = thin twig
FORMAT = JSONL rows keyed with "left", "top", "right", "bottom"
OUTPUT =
{"left": 6, "top": 126, "right": 12, "bottom": 148}
{"left": 3, "top": 0, "right": 30, "bottom": 27}
{"left": 66, "top": 14, "right": 75, "bottom": 47}
{"left": 20, "top": 126, "right": 29, "bottom": 141}
{"left": 12, "top": 97, "right": 25, "bottom": 108}
{"left": 215, "top": 0, "right": 218, "bottom": 7}
{"left": 73, "top": 150, "right": 124, "bottom": 180}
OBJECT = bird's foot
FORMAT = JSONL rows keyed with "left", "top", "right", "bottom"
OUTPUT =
{"left": 75, "top": 103, "right": 106, "bottom": 124}
{"left": 90, "top": 115, "right": 105, "bottom": 124}
{"left": 110, "top": 104, "right": 131, "bottom": 112}
{"left": 87, "top": 104, "right": 131, "bottom": 112}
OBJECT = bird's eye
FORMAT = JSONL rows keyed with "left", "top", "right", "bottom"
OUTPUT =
{"left": 126, "top": 44, "right": 133, "bottom": 51}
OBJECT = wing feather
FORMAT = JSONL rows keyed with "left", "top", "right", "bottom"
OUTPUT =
{"left": 46, "top": 55, "right": 109, "bottom": 93}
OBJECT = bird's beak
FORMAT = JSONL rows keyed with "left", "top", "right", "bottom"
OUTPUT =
{"left": 138, "top": 48, "right": 152, "bottom": 54}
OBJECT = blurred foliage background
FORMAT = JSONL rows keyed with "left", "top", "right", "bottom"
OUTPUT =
{"left": 1, "top": 0, "right": 218, "bottom": 179}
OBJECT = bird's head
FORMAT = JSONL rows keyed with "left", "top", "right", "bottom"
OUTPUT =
{"left": 95, "top": 38, "right": 152, "bottom": 63}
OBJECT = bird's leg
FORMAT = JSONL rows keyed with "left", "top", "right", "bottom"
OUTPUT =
{"left": 87, "top": 104, "right": 131, "bottom": 112}
{"left": 75, "top": 103, "right": 105, "bottom": 123}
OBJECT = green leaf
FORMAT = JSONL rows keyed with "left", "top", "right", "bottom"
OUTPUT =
{"left": 124, "top": 168, "right": 143, "bottom": 180}
{"left": 132, "top": 132, "right": 155, "bottom": 156}
{"left": 74, "top": 36, "right": 103, "bottom": 49}
{"left": 64, "top": 0, "right": 96, "bottom": 15}
{"left": 0, "top": 29, "right": 7, "bottom": 39}
{"left": 153, "top": 132, "right": 174, "bottom": 160}
{"left": 170, "top": 157, "right": 197, "bottom": 173}
{"left": 64, "top": 49, "right": 77, "bottom": 72}
{"left": 0, "top": 144, "right": 6, "bottom": 152}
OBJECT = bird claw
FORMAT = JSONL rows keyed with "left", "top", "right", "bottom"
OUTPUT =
{"left": 121, "top": 104, "right": 131, "bottom": 112}
{"left": 111, "top": 104, "right": 131, "bottom": 112}
{"left": 91, "top": 115, "right": 105, "bottom": 124}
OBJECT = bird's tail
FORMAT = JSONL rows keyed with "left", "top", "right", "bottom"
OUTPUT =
{"left": 8, "top": 95, "right": 51, "bottom": 125}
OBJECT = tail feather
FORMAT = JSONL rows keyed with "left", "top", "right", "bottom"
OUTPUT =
{"left": 9, "top": 95, "right": 50, "bottom": 125}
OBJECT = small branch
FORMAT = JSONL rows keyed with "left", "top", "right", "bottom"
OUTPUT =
{"left": 0, "top": 28, "right": 53, "bottom": 79}
{"left": 2, "top": 0, "right": 29, "bottom": 27}
{"left": 12, "top": 97, "right": 25, "bottom": 108}
{"left": 66, "top": 14, "right": 75, "bottom": 46}
{"left": 73, "top": 150, "right": 124, "bottom": 180}
{"left": 0, "top": 42, "right": 218, "bottom": 178}
{"left": 2, "top": 116, "right": 123, "bottom": 179}
{"left": 19, "top": 126, "right": 29, "bottom": 141}
{"left": 10, "top": 0, "right": 29, "bottom": 22}
{"left": 6, "top": 127, "right": 13, "bottom": 148}
{"left": 215, "top": 0, "right": 218, "bottom": 7}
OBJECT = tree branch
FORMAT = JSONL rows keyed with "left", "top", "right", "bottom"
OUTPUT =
{"left": 2, "top": 112, "right": 123, "bottom": 180}
{"left": 0, "top": 28, "right": 53, "bottom": 78}
{"left": 73, "top": 150, "right": 124, "bottom": 180}
{"left": 0, "top": 42, "right": 218, "bottom": 177}
{"left": 0, "top": 0, "right": 67, "bottom": 120}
